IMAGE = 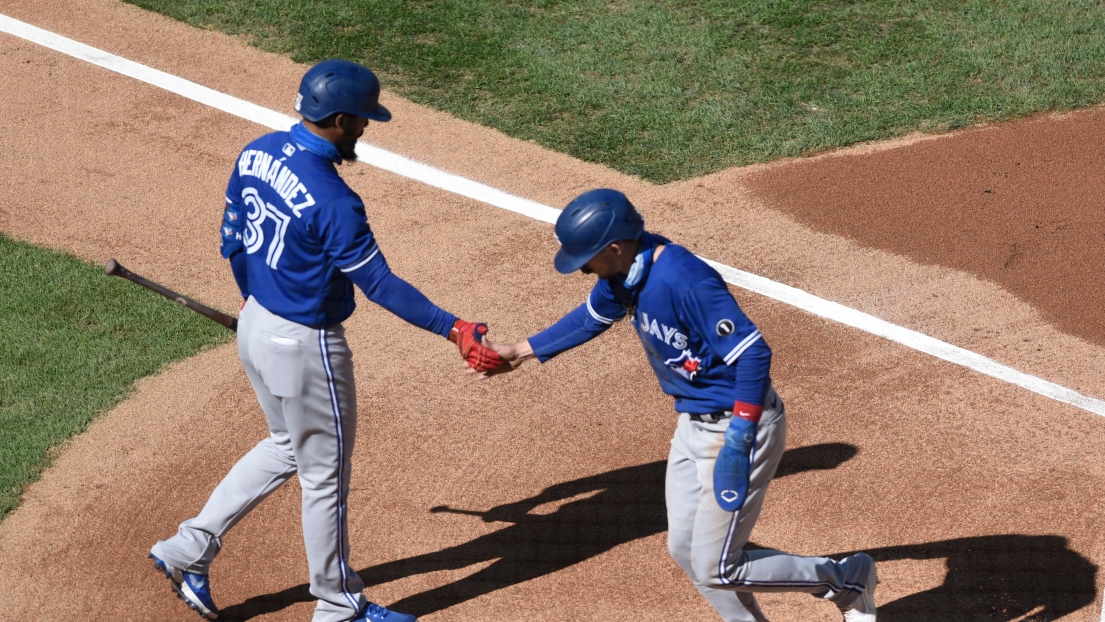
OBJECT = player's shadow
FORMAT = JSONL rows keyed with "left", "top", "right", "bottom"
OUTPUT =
{"left": 830, "top": 535, "right": 1096, "bottom": 621}
{"left": 218, "top": 442, "right": 856, "bottom": 620}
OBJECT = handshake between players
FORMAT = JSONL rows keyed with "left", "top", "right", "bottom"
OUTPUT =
{"left": 448, "top": 319, "right": 506, "bottom": 373}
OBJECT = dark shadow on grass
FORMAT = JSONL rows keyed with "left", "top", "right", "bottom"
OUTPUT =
{"left": 218, "top": 442, "right": 856, "bottom": 620}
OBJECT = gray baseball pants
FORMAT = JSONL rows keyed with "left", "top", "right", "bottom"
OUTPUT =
{"left": 151, "top": 297, "right": 367, "bottom": 622}
{"left": 666, "top": 386, "right": 874, "bottom": 621}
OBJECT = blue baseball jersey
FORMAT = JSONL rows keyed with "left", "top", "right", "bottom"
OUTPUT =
{"left": 219, "top": 123, "right": 456, "bottom": 337}
{"left": 529, "top": 233, "right": 771, "bottom": 414}
{"left": 220, "top": 128, "right": 382, "bottom": 327}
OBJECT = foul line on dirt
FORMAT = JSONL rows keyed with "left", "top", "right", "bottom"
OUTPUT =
{"left": 5, "top": 13, "right": 1105, "bottom": 418}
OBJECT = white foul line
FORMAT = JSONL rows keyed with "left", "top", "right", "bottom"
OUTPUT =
{"left": 4, "top": 12, "right": 1104, "bottom": 417}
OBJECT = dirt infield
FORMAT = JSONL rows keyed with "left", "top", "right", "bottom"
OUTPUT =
{"left": 1, "top": 1, "right": 1103, "bottom": 620}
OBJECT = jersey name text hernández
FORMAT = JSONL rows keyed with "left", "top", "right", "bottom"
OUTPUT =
{"left": 235, "top": 147, "right": 317, "bottom": 217}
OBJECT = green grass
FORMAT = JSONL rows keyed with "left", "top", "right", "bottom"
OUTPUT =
{"left": 123, "top": 0, "right": 1105, "bottom": 183}
{"left": 0, "top": 235, "right": 232, "bottom": 520}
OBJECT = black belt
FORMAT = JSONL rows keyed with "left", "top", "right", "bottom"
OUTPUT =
{"left": 688, "top": 411, "right": 732, "bottom": 423}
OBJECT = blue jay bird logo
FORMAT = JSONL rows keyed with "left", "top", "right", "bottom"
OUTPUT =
{"left": 664, "top": 349, "right": 702, "bottom": 381}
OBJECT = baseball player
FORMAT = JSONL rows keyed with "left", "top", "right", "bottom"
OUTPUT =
{"left": 148, "top": 59, "right": 501, "bottom": 622}
{"left": 477, "top": 189, "right": 878, "bottom": 621}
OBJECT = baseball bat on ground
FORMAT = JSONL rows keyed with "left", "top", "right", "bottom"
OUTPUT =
{"left": 104, "top": 258, "right": 238, "bottom": 332}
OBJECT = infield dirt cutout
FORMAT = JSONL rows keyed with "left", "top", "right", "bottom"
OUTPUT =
{"left": 1, "top": 1, "right": 1104, "bottom": 620}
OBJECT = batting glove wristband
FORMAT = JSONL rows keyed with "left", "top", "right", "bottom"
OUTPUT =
{"left": 449, "top": 319, "right": 505, "bottom": 372}
{"left": 733, "top": 401, "right": 763, "bottom": 424}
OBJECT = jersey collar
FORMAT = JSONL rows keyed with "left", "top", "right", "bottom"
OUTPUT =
{"left": 622, "top": 232, "right": 667, "bottom": 289}
{"left": 290, "top": 121, "right": 344, "bottom": 164}
{"left": 612, "top": 232, "right": 670, "bottom": 316}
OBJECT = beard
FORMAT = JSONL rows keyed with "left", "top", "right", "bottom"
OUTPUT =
{"left": 338, "top": 139, "right": 358, "bottom": 162}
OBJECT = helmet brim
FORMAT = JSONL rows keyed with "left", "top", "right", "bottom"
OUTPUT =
{"left": 554, "top": 246, "right": 598, "bottom": 274}
{"left": 364, "top": 104, "right": 391, "bottom": 122}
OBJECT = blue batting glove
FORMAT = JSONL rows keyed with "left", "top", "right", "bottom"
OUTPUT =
{"left": 713, "top": 417, "right": 757, "bottom": 512}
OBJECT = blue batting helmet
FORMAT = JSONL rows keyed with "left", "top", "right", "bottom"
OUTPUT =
{"left": 553, "top": 188, "right": 645, "bottom": 274}
{"left": 295, "top": 59, "right": 391, "bottom": 123}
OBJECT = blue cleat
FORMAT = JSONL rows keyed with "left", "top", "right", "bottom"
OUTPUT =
{"left": 149, "top": 553, "right": 220, "bottom": 620}
{"left": 355, "top": 601, "right": 418, "bottom": 622}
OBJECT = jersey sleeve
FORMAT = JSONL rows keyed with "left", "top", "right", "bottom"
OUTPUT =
{"left": 680, "top": 275, "right": 771, "bottom": 406}
{"left": 220, "top": 167, "right": 245, "bottom": 259}
{"left": 528, "top": 279, "right": 626, "bottom": 362}
{"left": 313, "top": 196, "right": 381, "bottom": 272}
{"left": 587, "top": 278, "right": 629, "bottom": 325}
{"left": 228, "top": 249, "right": 249, "bottom": 299}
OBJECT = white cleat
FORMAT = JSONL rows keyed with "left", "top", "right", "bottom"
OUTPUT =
{"left": 841, "top": 553, "right": 877, "bottom": 621}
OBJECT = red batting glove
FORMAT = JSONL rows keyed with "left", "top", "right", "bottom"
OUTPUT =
{"left": 449, "top": 319, "right": 505, "bottom": 372}
{"left": 733, "top": 401, "right": 763, "bottom": 424}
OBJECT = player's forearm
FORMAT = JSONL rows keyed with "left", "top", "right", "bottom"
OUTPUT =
{"left": 348, "top": 261, "right": 457, "bottom": 337}
{"left": 528, "top": 303, "right": 610, "bottom": 362}
{"left": 733, "top": 339, "right": 772, "bottom": 406}
{"left": 374, "top": 281, "right": 457, "bottom": 337}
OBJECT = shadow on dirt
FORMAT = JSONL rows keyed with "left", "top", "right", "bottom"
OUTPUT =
{"left": 832, "top": 535, "right": 1097, "bottom": 621}
{"left": 219, "top": 442, "right": 1095, "bottom": 621}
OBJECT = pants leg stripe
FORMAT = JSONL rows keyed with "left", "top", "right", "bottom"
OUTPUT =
{"left": 726, "top": 579, "right": 866, "bottom": 593}
{"left": 319, "top": 330, "right": 361, "bottom": 612}
{"left": 717, "top": 505, "right": 740, "bottom": 586}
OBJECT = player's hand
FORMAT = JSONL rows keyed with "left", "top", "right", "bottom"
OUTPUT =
{"left": 713, "top": 417, "right": 757, "bottom": 512}
{"left": 466, "top": 339, "right": 535, "bottom": 379}
{"left": 449, "top": 319, "right": 505, "bottom": 372}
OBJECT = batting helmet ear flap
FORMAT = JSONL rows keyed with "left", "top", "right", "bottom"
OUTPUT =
{"left": 553, "top": 189, "right": 645, "bottom": 274}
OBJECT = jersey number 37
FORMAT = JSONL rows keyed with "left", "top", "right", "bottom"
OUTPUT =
{"left": 242, "top": 188, "right": 290, "bottom": 270}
